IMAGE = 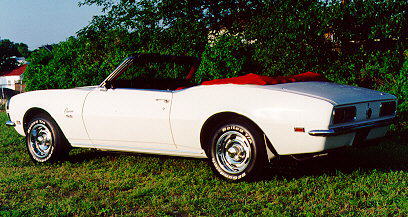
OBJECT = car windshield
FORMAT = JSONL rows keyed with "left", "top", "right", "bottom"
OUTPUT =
{"left": 104, "top": 54, "right": 200, "bottom": 90}
{"left": 119, "top": 61, "right": 192, "bottom": 80}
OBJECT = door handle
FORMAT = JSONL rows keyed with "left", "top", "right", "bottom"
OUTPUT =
{"left": 155, "top": 99, "right": 170, "bottom": 103}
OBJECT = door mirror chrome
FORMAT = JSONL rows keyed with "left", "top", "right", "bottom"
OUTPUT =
{"left": 100, "top": 81, "right": 112, "bottom": 91}
{"left": 105, "top": 81, "right": 113, "bottom": 89}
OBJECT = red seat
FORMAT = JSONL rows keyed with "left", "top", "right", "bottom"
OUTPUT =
{"left": 201, "top": 72, "right": 326, "bottom": 86}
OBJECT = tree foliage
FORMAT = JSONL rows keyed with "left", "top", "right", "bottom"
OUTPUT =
{"left": 0, "top": 38, "right": 29, "bottom": 72}
{"left": 24, "top": 0, "right": 408, "bottom": 109}
{"left": 24, "top": 31, "right": 134, "bottom": 90}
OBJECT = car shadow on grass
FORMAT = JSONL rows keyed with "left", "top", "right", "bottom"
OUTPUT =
{"left": 262, "top": 136, "right": 408, "bottom": 180}
{"left": 65, "top": 132, "right": 407, "bottom": 182}
{"left": 65, "top": 115, "right": 408, "bottom": 181}
{"left": 65, "top": 147, "right": 207, "bottom": 165}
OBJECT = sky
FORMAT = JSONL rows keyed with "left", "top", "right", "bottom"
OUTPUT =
{"left": 0, "top": 0, "right": 102, "bottom": 50}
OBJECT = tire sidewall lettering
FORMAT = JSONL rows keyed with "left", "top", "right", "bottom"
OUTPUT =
{"left": 221, "top": 126, "right": 254, "bottom": 144}
{"left": 212, "top": 157, "right": 247, "bottom": 180}
{"left": 212, "top": 124, "right": 255, "bottom": 180}
{"left": 27, "top": 119, "right": 47, "bottom": 133}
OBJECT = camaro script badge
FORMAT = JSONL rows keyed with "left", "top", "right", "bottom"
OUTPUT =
{"left": 64, "top": 108, "right": 74, "bottom": 118}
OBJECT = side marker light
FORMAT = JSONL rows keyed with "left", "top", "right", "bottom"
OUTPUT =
{"left": 294, "top": 127, "right": 305, "bottom": 132}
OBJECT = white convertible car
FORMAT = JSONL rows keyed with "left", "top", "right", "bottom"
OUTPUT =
{"left": 6, "top": 54, "right": 397, "bottom": 181}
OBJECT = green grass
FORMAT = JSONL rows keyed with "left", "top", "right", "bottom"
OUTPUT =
{"left": 0, "top": 112, "right": 407, "bottom": 216}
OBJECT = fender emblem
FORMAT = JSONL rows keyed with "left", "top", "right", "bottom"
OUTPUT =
{"left": 64, "top": 108, "right": 73, "bottom": 118}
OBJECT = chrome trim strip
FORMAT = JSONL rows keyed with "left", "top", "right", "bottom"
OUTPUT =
{"left": 99, "top": 57, "right": 133, "bottom": 88}
{"left": 309, "top": 117, "right": 395, "bottom": 137}
{"left": 334, "top": 99, "right": 397, "bottom": 107}
{"left": 5, "top": 121, "right": 16, "bottom": 127}
{"left": 70, "top": 143, "right": 204, "bottom": 155}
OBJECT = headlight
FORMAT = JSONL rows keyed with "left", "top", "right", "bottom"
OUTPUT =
{"left": 380, "top": 101, "right": 396, "bottom": 117}
{"left": 333, "top": 106, "right": 356, "bottom": 124}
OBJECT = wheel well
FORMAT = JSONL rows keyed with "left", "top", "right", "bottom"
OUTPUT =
{"left": 23, "top": 108, "right": 52, "bottom": 132}
{"left": 200, "top": 112, "right": 278, "bottom": 157}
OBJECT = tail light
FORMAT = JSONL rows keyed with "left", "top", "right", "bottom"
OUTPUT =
{"left": 333, "top": 106, "right": 356, "bottom": 124}
{"left": 380, "top": 101, "right": 396, "bottom": 117}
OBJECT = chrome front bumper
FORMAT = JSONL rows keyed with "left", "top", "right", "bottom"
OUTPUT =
{"left": 308, "top": 118, "right": 395, "bottom": 137}
{"left": 5, "top": 121, "right": 16, "bottom": 127}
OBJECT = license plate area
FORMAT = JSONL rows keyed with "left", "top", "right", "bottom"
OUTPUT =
{"left": 352, "top": 129, "right": 370, "bottom": 146}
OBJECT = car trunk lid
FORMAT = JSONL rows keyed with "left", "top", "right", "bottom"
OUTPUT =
{"left": 264, "top": 81, "right": 396, "bottom": 105}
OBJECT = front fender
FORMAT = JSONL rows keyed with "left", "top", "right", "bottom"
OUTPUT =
{"left": 7, "top": 88, "right": 93, "bottom": 145}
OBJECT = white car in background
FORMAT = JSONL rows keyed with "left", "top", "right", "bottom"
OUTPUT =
{"left": 6, "top": 54, "right": 397, "bottom": 181}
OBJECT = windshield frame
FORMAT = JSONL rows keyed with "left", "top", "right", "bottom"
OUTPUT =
{"left": 99, "top": 53, "right": 200, "bottom": 88}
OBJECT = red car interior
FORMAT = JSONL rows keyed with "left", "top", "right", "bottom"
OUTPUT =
{"left": 201, "top": 72, "right": 326, "bottom": 86}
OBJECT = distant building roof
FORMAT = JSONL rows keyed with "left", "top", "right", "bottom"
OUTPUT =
{"left": 0, "top": 64, "right": 27, "bottom": 77}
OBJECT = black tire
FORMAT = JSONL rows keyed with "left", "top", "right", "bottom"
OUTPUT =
{"left": 209, "top": 118, "right": 268, "bottom": 181}
{"left": 26, "top": 113, "right": 70, "bottom": 163}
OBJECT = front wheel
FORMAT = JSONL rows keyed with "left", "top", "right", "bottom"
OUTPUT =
{"left": 209, "top": 118, "right": 268, "bottom": 181}
{"left": 26, "top": 114, "right": 69, "bottom": 163}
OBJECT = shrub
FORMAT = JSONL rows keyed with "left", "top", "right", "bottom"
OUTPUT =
{"left": 24, "top": 31, "right": 137, "bottom": 91}
{"left": 195, "top": 34, "right": 254, "bottom": 83}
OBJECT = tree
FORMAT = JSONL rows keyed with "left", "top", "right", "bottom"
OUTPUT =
{"left": 15, "top": 43, "right": 30, "bottom": 58}
{"left": 24, "top": 31, "right": 137, "bottom": 91}
{"left": 0, "top": 38, "right": 30, "bottom": 72}
{"left": 78, "top": 0, "right": 264, "bottom": 55}
{"left": 0, "top": 39, "right": 19, "bottom": 72}
{"left": 23, "top": 0, "right": 407, "bottom": 110}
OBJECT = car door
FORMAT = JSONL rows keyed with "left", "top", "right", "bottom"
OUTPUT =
{"left": 82, "top": 87, "right": 175, "bottom": 150}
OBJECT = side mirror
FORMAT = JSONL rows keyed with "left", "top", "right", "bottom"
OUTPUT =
{"left": 105, "top": 81, "right": 112, "bottom": 89}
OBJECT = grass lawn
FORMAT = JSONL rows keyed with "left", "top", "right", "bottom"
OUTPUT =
{"left": 0, "top": 111, "right": 407, "bottom": 216}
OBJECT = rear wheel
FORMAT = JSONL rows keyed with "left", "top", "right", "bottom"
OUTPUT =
{"left": 26, "top": 114, "right": 70, "bottom": 163}
{"left": 209, "top": 118, "right": 268, "bottom": 181}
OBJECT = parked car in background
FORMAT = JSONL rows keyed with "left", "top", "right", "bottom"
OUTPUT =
{"left": 1, "top": 87, "right": 20, "bottom": 99}
{"left": 5, "top": 54, "right": 397, "bottom": 181}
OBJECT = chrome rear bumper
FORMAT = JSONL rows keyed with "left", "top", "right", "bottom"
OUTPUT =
{"left": 309, "top": 118, "right": 395, "bottom": 137}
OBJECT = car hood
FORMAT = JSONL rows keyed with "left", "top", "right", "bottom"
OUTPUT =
{"left": 263, "top": 81, "right": 396, "bottom": 105}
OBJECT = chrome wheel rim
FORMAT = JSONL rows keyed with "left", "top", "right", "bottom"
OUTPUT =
{"left": 215, "top": 130, "right": 252, "bottom": 174}
{"left": 28, "top": 123, "right": 53, "bottom": 159}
